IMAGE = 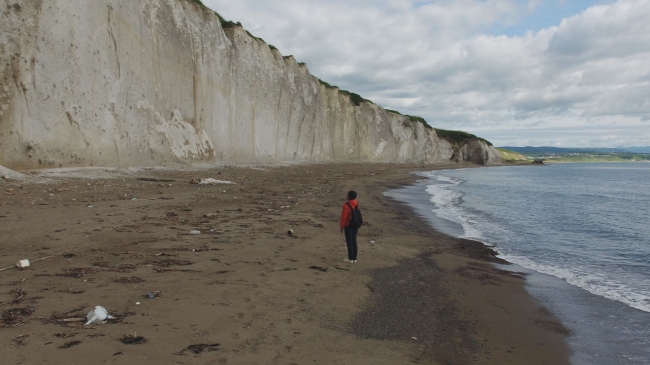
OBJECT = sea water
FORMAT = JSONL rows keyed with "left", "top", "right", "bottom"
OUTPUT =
{"left": 386, "top": 163, "right": 650, "bottom": 365}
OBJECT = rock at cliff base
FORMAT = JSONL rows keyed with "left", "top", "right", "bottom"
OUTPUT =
{"left": 0, "top": 165, "right": 28, "bottom": 181}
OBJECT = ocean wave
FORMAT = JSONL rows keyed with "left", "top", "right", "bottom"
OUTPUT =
{"left": 425, "top": 176, "right": 507, "bottom": 243}
{"left": 423, "top": 170, "right": 650, "bottom": 314}
{"left": 498, "top": 253, "right": 650, "bottom": 313}
{"left": 425, "top": 184, "right": 461, "bottom": 208}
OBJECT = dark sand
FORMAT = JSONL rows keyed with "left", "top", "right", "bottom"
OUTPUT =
{"left": 0, "top": 163, "right": 569, "bottom": 364}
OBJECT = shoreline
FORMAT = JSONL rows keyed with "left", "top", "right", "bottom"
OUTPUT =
{"left": 371, "top": 166, "right": 571, "bottom": 364}
{"left": 0, "top": 162, "right": 570, "bottom": 364}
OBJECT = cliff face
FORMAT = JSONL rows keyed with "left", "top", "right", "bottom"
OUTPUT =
{"left": 0, "top": 0, "right": 500, "bottom": 169}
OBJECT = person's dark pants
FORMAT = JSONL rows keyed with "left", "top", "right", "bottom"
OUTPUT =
{"left": 344, "top": 226, "right": 358, "bottom": 261}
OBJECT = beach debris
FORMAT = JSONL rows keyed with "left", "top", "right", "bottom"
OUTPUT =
{"left": 16, "top": 259, "right": 30, "bottom": 268}
{"left": 135, "top": 302, "right": 140, "bottom": 305}
{"left": 120, "top": 332, "right": 147, "bottom": 345}
{"left": 274, "top": 268, "right": 297, "bottom": 272}
{"left": 60, "top": 288, "right": 86, "bottom": 294}
{"left": 145, "top": 291, "right": 163, "bottom": 299}
{"left": 189, "top": 230, "right": 201, "bottom": 235}
{"left": 2, "top": 307, "right": 35, "bottom": 327}
{"left": 366, "top": 284, "right": 376, "bottom": 292}
{"left": 12, "top": 334, "right": 30, "bottom": 346}
{"left": 46, "top": 306, "right": 135, "bottom": 326}
{"left": 287, "top": 229, "right": 294, "bottom": 235}
{"left": 0, "top": 251, "right": 68, "bottom": 273}
{"left": 111, "top": 264, "right": 138, "bottom": 273}
{"left": 0, "top": 288, "right": 28, "bottom": 305}
{"left": 113, "top": 276, "right": 145, "bottom": 284}
{"left": 84, "top": 306, "right": 113, "bottom": 326}
{"left": 58, "top": 340, "right": 82, "bottom": 349}
{"left": 137, "top": 177, "right": 175, "bottom": 183}
{"left": 309, "top": 266, "right": 328, "bottom": 273}
{"left": 370, "top": 240, "right": 376, "bottom": 245}
{"left": 59, "top": 267, "right": 99, "bottom": 278}
{"left": 175, "top": 343, "right": 221, "bottom": 355}
{"left": 190, "top": 177, "right": 235, "bottom": 185}
{"left": 143, "top": 259, "right": 193, "bottom": 267}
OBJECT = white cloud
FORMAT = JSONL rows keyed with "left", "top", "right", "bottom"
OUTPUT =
{"left": 205, "top": 0, "right": 650, "bottom": 147}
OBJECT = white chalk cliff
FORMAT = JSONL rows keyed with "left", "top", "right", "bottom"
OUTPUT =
{"left": 0, "top": 0, "right": 501, "bottom": 169}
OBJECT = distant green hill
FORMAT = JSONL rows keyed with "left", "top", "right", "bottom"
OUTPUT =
{"left": 617, "top": 146, "right": 650, "bottom": 153}
{"left": 499, "top": 146, "right": 650, "bottom": 162}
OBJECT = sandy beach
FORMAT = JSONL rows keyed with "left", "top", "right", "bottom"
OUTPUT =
{"left": 0, "top": 163, "right": 569, "bottom": 364}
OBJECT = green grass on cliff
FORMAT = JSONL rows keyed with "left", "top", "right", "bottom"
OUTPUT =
{"left": 496, "top": 148, "right": 529, "bottom": 162}
{"left": 317, "top": 79, "right": 372, "bottom": 106}
{"left": 383, "top": 109, "right": 433, "bottom": 130}
{"left": 434, "top": 129, "right": 493, "bottom": 146}
{"left": 190, "top": 0, "right": 240, "bottom": 28}
{"left": 190, "top": 0, "right": 493, "bottom": 145}
{"left": 407, "top": 115, "right": 433, "bottom": 129}
{"left": 211, "top": 7, "right": 241, "bottom": 29}
{"left": 338, "top": 89, "right": 371, "bottom": 106}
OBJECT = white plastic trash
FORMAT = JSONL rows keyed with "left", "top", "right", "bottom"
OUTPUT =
{"left": 16, "top": 259, "right": 30, "bottom": 268}
{"left": 189, "top": 230, "right": 201, "bottom": 235}
{"left": 84, "top": 306, "right": 113, "bottom": 326}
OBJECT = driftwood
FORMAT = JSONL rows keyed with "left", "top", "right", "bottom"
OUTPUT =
{"left": 137, "top": 177, "right": 175, "bottom": 183}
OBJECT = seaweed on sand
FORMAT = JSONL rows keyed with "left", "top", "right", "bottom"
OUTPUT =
{"left": 2, "top": 306, "right": 35, "bottom": 327}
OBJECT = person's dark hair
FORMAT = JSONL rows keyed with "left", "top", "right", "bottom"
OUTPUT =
{"left": 347, "top": 190, "right": 357, "bottom": 200}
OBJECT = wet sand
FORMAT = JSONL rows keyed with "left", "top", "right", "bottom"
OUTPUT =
{"left": 0, "top": 163, "right": 569, "bottom": 364}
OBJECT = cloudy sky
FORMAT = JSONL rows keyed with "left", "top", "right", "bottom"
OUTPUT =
{"left": 204, "top": 0, "right": 650, "bottom": 147}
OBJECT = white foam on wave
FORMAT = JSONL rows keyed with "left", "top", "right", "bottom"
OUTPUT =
{"left": 423, "top": 170, "right": 650, "bottom": 314}
{"left": 425, "top": 183, "right": 459, "bottom": 208}
{"left": 498, "top": 252, "right": 650, "bottom": 313}
{"left": 425, "top": 174, "right": 489, "bottom": 241}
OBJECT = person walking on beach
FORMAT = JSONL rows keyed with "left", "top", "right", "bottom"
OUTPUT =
{"left": 340, "top": 190, "right": 362, "bottom": 263}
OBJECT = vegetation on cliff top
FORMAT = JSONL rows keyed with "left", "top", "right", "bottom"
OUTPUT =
{"left": 190, "top": 0, "right": 493, "bottom": 147}
{"left": 383, "top": 109, "right": 433, "bottom": 130}
{"left": 316, "top": 79, "right": 372, "bottom": 106}
{"left": 496, "top": 148, "right": 529, "bottom": 162}
{"left": 434, "top": 129, "right": 493, "bottom": 146}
